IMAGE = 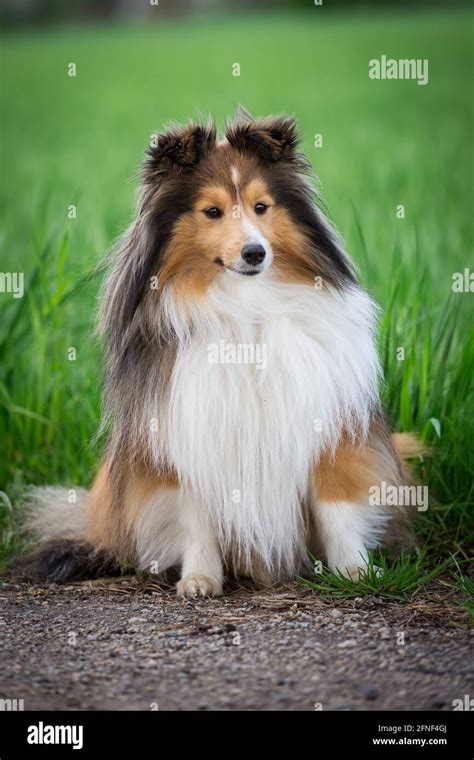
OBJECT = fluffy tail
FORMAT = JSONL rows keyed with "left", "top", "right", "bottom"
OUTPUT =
{"left": 392, "top": 432, "right": 428, "bottom": 460}
{"left": 392, "top": 432, "right": 429, "bottom": 482}
{"left": 15, "top": 487, "right": 122, "bottom": 583}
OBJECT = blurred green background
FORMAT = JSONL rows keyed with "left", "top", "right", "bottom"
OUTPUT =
{"left": 1, "top": 3, "right": 473, "bottom": 573}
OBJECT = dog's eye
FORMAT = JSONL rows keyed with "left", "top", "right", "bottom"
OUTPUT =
{"left": 254, "top": 203, "right": 268, "bottom": 215}
{"left": 204, "top": 207, "right": 222, "bottom": 219}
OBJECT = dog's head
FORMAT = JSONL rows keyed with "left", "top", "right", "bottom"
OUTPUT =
{"left": 101, "top": 109, "right": 355, "bottom": 345}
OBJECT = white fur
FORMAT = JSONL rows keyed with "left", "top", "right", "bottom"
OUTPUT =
{"left": 228, "top": 163, "right": 273, "bottom": 273}
{"left": 239, "top": 216, "right": 273, "bottom": 271}
{"left": 145, "top": 273, "right": 381, "bottom": 578}
{"left": 134, "top": 488, "right": 184, "bottom": 572}
{"left": 26, "top": 275, "right": 382, "bottom": 584}
{"left": 177, "top": 493, "right": 223, "bottom": 596}
{"left": 23, "top": 486, "right": 88, "bottom": 542}
{"left": 310, "top": 497, "right": 390, "bottom": 578}
{"left": 135, "top": 487, "right": 223, "bottom": 596}
{"left": 230, "top": 164, "right": 239, "bottom": 187}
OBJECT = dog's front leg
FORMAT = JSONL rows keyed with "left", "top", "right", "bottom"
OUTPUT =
{"left": 176, "top": 498, "right": 223, "bottom": 598}
{"left": 309, "top": 430, "right": 407, "bottom": 579}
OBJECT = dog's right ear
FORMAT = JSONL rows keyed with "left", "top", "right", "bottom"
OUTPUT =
{"left": 144, "top": 122, "right": 216, "bottom": 181}
{"left": 225, "top": 113, "right": 299, "bottom": 164}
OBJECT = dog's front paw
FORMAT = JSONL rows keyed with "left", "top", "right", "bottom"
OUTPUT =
{"left": 176, "top": 575, "right": 223, "bottom": 598}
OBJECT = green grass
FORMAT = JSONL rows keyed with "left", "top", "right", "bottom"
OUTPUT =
{"left": 299, "top": 549, "right": 453, "bottom": 601}
{"left": 1, "top": 9, "right": 473, "bottom": 604}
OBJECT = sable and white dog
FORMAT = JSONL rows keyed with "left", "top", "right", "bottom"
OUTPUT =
{"left": 23, "top": 110, "right": 420, "bottom": 597}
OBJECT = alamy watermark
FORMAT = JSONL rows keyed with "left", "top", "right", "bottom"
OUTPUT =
{"left": 27, "top": 722, "right": 83, "bottom": 750}
{"left": 0, "top": 698, "right": 24, "bottom": 711}
{"left": 452, "top": 268, "right": 473, "bottom": 293}
{"left": 452, "top": 694, "right": 473, "bottom": 711}
{"left": 369, "top": 56, "right": 429, "bottom": 86}
{"left": 208, "top": 340, "right": 267, "bottom": 371}
{"left": 369, "top": 481, "right": 429, "bottom": 512}
{"left": 0, "top": 272, "right": 24, "bottom": 299}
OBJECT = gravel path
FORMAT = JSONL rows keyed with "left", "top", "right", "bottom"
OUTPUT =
{"left": 0, "top": 578, "right": 472, "bottom": 711}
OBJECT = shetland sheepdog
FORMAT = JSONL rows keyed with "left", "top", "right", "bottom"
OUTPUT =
{"left": 22, "top": 109, "right": 422, "bottom": 597}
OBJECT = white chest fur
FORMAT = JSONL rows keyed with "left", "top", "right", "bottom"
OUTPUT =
{"left": 152, "top": 274, "right": 381, "bottom": 575}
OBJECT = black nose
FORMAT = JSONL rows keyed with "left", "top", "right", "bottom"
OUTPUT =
{"left": 241, "top": 243, "right": 266, "bottom": 266}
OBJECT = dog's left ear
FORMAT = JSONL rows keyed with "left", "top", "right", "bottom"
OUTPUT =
{"left": 225, "top": 114, "right": 299, "bottom": 163}
{"left": 144, "top": 122, "right": 216, "bottom": 180}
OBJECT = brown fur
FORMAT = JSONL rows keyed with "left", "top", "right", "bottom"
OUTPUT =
{"left": 392, "top": 432, "right": 429, "bottom": 481}
{"left": 85, "top": 428, "right": 423, "bottom": 576}
{"left": 315, "top": 428, "right": 404, "bottom": 504}
{"left": 86, "top": 459, "right": 178, "bottom": 562}
{"left": 154, "top": 149, "right": 347, "bottom": 298}
{"left": 154, "top": 152, "right": 315, "bottom": 296}
{"left": 312, "top": 428, "right": 424, "bottom": 552}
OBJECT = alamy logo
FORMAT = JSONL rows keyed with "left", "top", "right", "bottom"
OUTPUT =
{"left": 207, "top": 340, "right": 267, "bottom": 370}
{"left": 452, "top": 268, "right": 473, "bottom": 293}
{"left": 369, "top": 482, "right": 429, "bottom": 512}
{"left": 452, "top": 694, "right": 473, "bottom": 711}
{"left": 369, "top": 56, "right": 429, "bottom": 86}
{"left": 0, "top": 698, "right": 24, "bottom": 711}
{"left": 0, "top": 272, "right": 24, "bottom": 299}
{"left": 27, "top": 722, "right": 84, "bottom": 750}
